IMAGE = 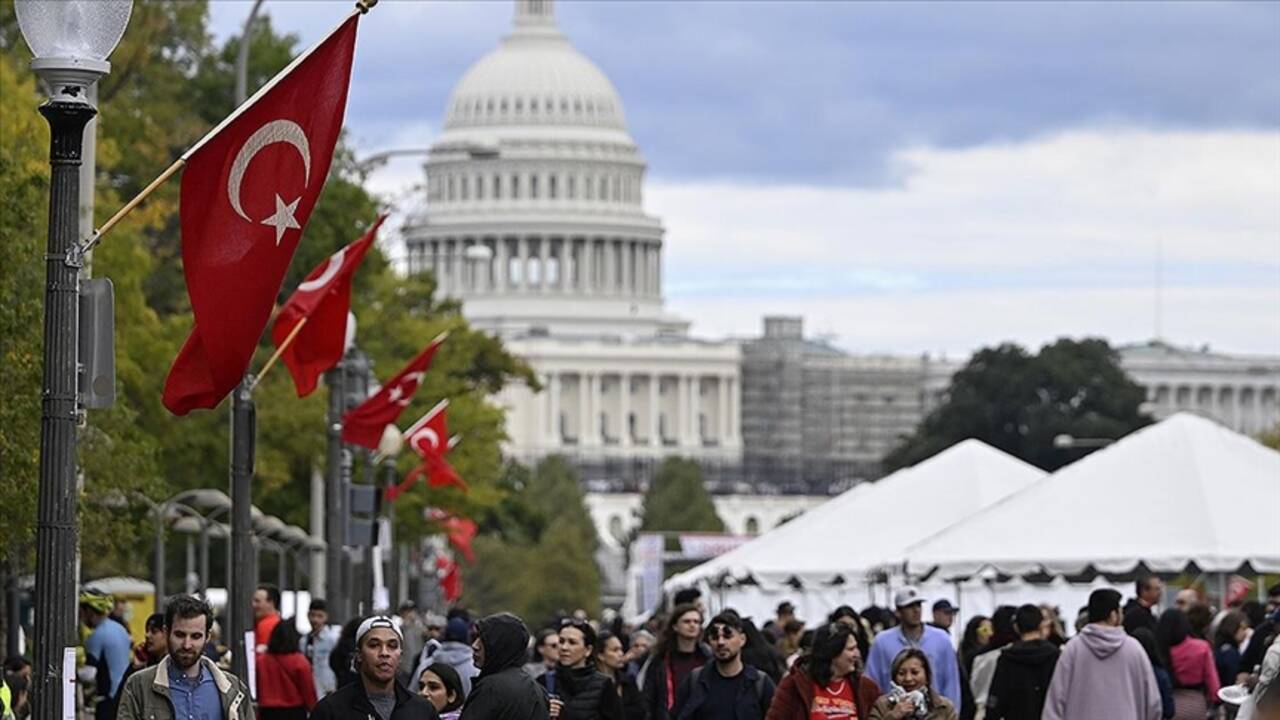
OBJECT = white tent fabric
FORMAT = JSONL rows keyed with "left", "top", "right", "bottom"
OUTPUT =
{"left": 902, "top": 413, "right": 1280, "bottom": 579}
{"left": 665, "top": 439, "right": 1046, "bottom": 592}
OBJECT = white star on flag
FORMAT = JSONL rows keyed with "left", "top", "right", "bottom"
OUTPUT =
{"left": 261, "top": 194, "right": 301, "bottom": 245}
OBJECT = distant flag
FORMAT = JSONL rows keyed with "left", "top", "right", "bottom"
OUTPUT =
{"left": 162, "top": 15, "right": 360, "bottom": 414}
{"left": 271, "top": 216, "right": 384, "bottom": 397}
{"left": 437, "top": 555, "right": 462, "bottom": 602}
{"left": 341, "top": 334, "right": 445, "bottom": 449}
{"left": 441, "top": 515, "right": 477, "bottom": 562}
{"left": 386, "top": 400, "right": 466, "bottom": 501}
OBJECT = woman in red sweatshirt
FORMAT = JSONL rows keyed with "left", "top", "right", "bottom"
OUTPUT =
{"left": 1158, "top": 608, "right": 1220, "bottom": 720}
{"left": 257, "top": 619, "right": 319, "bottom": 720}
{"left": 766, "top": 623, "right": 880, "bottom": 720}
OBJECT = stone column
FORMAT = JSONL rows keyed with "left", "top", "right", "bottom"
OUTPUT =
{"left": 538, "top": 236, "right": 550, "bottom": 293}
{"left": 718, "top": 375, "right": 730, "bottom": 445}
{"left": 590, "top": 373, "right": 603, "bottom": 446}
{"left": 619, "top": 373, "right": 632, "bottom": 447}
{"left": 690, "top": 375, "right": 702, "bottom": 447}
{"left": 548, "top": 372, "right": 561, "bottom": 446}
{"left": 677, "top": 375, "right": 689, "bottom": 447}
{"left": 577, "top": 373, "right": 590, "bottom": 444}
{"left": 649, "top": 374, "right": 661, "bottom": 447}
{"left": 517, "top": 236, "right": 530, "bottom": 292}
{"left": 495, "top": 236, "right": 508, "bottom": 292}
{"left": 620, "top": 240, "right": 632, "bottom": 297}
{"left": 559, "top": 238, "right": 571, "bottom": 293}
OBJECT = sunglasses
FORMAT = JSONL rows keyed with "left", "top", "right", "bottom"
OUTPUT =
{"left": 705, "top": 625, "right": 740, "bottom": 640}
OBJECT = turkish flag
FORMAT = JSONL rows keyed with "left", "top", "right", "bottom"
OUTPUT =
{"left": 436, "top": 555, "right": 462, "bottom": 602}
{"left": 162, "top": 16, "right": 359, "bottom": 415}
{"left": 341, "top": 335, "right": 445, "bottom": 449}
{"left": 272, "top": 216, "right": 384, "bottom": 397}
{"left": 442, "top": 516, "right": 477, "bottom": 562}
{"left": 385, "top": 401, "right": 466, "bottom": 501}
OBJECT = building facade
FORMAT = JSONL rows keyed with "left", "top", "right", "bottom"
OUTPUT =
{"left": 1118, "top": 341, "right": 1280, "bottom": 435}
{"left": 740, "top": 316, "right": 960, "bottom": 492}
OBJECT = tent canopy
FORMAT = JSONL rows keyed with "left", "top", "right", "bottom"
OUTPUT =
{"left": 901, "top": 413, "right": 1280, "bottom": 580}
{"left": 665, "top": 439, "right": 1046, "bottom": 591}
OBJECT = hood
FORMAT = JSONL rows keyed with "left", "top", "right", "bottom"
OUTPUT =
{"left": 476, "top": 613, "right": 530, "bottom": 678}
{"left": 433, "top": 641, "right": 474, "bottom": 666}
{"left": 1078, "top": 624, "right": 1127, "bottom": 660}
{"left": 1000, "top": 639, "right": 1059, "bottom": 667}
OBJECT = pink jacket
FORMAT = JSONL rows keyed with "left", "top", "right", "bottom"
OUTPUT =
{"left": 1168, "top": 637, "right": 1221, "bottom": 703}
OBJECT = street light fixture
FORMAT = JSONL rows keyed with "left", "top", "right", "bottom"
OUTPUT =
{"left": 1053, "top": 434, "right": 1115, "bottom": 449}
{"left": 15, "top": 5, "right": 132, "bottom": 720}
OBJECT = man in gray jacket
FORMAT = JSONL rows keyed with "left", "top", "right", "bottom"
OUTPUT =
{"left": 118, "top": 595, "right": 254, "bottom": 720}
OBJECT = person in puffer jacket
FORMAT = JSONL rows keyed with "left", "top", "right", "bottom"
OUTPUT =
{"left": 537, "top": 620, "right": 623, "bottom": 720}
{"left": 460, "top": 614, "right": 550, "bottom": 720}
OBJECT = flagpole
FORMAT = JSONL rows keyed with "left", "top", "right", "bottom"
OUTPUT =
{"left": 250, "top": 317, "right": 309, "bottom": 391}
{"left": 74, "top": 0, "right": 379, "bottom": 258}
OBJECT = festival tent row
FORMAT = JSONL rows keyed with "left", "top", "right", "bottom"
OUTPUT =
{"left": 897, "top": 412, "right": 1280, "bottom": 582}
{"left": 662, "top": 439, "right": 1048, "bottom": 622}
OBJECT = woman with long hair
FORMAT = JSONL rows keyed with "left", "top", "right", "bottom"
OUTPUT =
{"left": 256, "top": 619, "right": 318, "bottom": 720}
{"left": 595, "top": 631, "right": 645, "bottom": 720}
{"left": 766, "top": 622, "right": 880, "bottom": 719}
{"left": 418, "top": 662, "right": 464, "bottom": 720}
{"left": 1158, "top": 608, "right": 1221, "bottom": 720}
{"left": 1214, "top": 610, "right": 1250, "bottom": 687}
{"left": 538, "top": 619, "right": 624, "bottom": 720}
{"left": 640, "top": 604, "right": 709, "bottom": 720}
{"left": 958, "top": 616, "right": 992, "bottom": 679}
{"left": 868, "top": 649, "right": 957, "bottom": 720}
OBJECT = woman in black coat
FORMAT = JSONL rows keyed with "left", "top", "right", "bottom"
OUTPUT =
{"left": 538, "top": 620, "right": 623, "bottom": 720}
{"left": 594, "top": 631, "right": 645, "bottom": 720}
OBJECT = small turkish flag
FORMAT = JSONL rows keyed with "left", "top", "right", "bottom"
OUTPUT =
{"left": 272, "top": 216, "right": 384, "bottom": 397}
{"left": 437, "top": 555, "right": 462, "bottom": 602}
{"left": 163, "top": 16, "right": 360, "bottom": 415}
{"left": 442, "top": 516, "right": 477, "bottom": 562}
{"left": 341, "top": 335, "right": 445, "bottom": 449}
{"left": 385, "top": 401, "right": 466, "bottom": 500}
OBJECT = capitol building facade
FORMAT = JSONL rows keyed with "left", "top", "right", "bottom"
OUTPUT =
{"left": 405, "top": 2, "right": 1280, "bottom": 602}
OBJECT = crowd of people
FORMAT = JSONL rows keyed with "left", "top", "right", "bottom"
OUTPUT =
{"left": 5, "top": 579, "right": 1278, "bottom": 720}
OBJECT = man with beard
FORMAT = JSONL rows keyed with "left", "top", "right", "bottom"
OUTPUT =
{"left": 311, "top": 616, "right": 438, "bottom": 720}
{"left": 117, "top": 595, "right": 254, "bottom": 720}
{"left": 672, "top": 613, "right": 775, "bottom": 720}
{"left": 460, "top": 613, "right": 549, "bottom": 720}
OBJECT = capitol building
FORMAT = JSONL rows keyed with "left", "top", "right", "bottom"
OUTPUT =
{"left": 405, "top": 1, "right": 1280, "bottom": 602}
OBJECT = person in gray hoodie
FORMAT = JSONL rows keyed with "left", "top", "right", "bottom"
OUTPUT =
{"left": 413, "top": 618, "right": 478, "bottom": 699}
{"left": 1042, "top": 589, "right": 1162, "bottom": 720}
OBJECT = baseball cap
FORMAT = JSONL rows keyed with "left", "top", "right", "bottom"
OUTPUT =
{"left": 932, "top": 599, "right": 958, "bottom": 613}
{"left": 894, "top": 587, "right": 925, "bottom": 609}
{"left": 356, "top": 615, "right": 403, "bottom": 645}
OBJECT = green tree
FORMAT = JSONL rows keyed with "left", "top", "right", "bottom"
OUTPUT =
{"left": 465, "top": 458, "right": 601, "bottom": 624}
{"left": 640, "top": 457, "right": 725, "bottom": 532}
{"left": 885, "top": 338, "right": 1153, "bottom": 472}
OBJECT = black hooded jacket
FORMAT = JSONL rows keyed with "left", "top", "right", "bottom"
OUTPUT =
{"left": 310, "top": 678, "right": 439, "bottom": 720}
{"left": 538, "top": 665, "right": 624, "bottom": 720}
{"left": 460, "top": 614, "right": 550, "bottom": 720}
{"left": 984, "top": 639, "right": 1060, "bottom": 720}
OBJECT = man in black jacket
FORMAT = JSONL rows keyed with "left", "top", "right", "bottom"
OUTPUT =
{"left": 672, "top": 613, "right": 774, "bottom": 720}
{"left": 311, "top": 616, "right": 439, "bottom": 720}
{"left": 461, "top": 613, "right": 550, "bottom": 720}
{"left": 985, "top": 604, "right": 1060, "bottom": 720}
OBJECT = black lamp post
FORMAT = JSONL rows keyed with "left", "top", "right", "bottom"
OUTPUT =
{"left": 14, "top": 3, "right": 132, "bottom": 719}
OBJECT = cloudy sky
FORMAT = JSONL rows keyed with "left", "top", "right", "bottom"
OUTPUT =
{"left": 209, "top": 1, "right": 1280, "bottom": 357}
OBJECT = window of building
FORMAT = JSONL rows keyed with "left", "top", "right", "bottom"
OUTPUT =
{"left": 511, "top": 174, "right": 520, "bottom": 199}
{"left": 586, "top": 175, "right": 595, "bottom": 200}
{"left": 460, "top": 175, "right": 469, "bottom": 201}
{"left": 475, "top": 174, "right": 484, "bottom": 201}
{"left": 549, "top": 175, "right": 558, "bottom": 199}
{"left": 612, "top": 175, "right": 622, "bottom": 202}
{"left": 745, "top": 517, "right": 760, "bottom": 535}
{"left": 530, "top": 174, "right": 539, "bottom": 199}
{"left": 567, "top": 175, "right": 576, "bottom": 199}
{"left": 599, "top": 176, "right": 608, "bottom": 200}
{"left": 447, "top": 175, "right": 456, "bottom": 202}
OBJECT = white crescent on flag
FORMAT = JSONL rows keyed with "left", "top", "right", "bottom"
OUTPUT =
{"left": 403, "top": 399, "right": 449, "bottom": 455}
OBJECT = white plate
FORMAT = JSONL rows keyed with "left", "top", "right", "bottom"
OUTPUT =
{"left": 1218, "top": 684, "right": 1250, "bottom": 705}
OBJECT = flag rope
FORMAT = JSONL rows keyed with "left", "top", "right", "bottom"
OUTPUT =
{"left": 249, "top": 316, "right": 309, "bottom": 391}
{"left": 71, "top": 0, "right": 378, "bottom": 264}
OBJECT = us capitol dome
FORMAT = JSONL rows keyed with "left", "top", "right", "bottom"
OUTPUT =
{"left": 404, "top": 0, "right": 746, "bottom": 476}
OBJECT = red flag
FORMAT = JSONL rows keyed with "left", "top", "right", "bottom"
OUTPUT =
{"left": 386, "top": 401, "right": 467, "bottom": 501}
{"left": 341, "top": 335, "right": 445, "bottom": 448}
{"left": 272, "top": 216, "right": 384, "bottom": 397}
{"left": 442, "top": 516, "right": 477, "bottom": 562}
{"left": 436, "top": 555, "right": 461, "bottom": 602}
{"left": 163, "top": 16, "right": 360, "bottom": 415}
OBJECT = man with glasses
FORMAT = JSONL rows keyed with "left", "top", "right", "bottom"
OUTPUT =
{"left": 671, "top": 612, "right": 775, "bottom": 720}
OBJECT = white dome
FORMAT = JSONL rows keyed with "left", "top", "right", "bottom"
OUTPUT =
{"left": 443, "top": 2, "right": 628, "bottom": 134}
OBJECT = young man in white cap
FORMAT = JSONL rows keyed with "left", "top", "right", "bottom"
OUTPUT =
{"left": 864, "top": 587, "right": 961, "bottom": 707}
{"left": 310, "top": 616, "right": 439, "bottom": 720}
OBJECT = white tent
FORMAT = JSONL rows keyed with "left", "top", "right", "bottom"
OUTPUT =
{"left": 902, "top": 413, "right": 1280, "bottom": 580}
{"left": 663, "top": 439, "right": 1046, "bottom": 617}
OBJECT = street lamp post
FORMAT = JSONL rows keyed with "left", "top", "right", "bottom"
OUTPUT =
{"left": 14, "top": 4, "right": 132, "bottom": 720}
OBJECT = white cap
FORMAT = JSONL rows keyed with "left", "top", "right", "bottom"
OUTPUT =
{"left": 894, "top": 587, "right": 926, "bottom": 609}
{"left": 356, "top": 615, "right": 403, "bottom": 645}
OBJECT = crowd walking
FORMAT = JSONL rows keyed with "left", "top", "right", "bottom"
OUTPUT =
{"left": 10, "top": 579, "right": 1279, "bottom": 720}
